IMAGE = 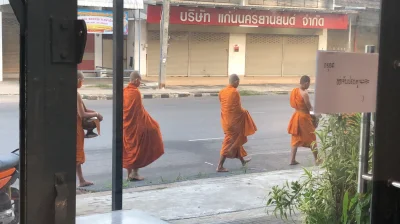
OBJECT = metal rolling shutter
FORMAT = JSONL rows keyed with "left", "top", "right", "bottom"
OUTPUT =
{"left": 102, "top": 37, "right": 127, "bottom": 69}
{"left": 2, "top": 12, "right": 20, "bottom": 78}
{"left": 146, "top": 30, "right": 160, "bottom": 76}
{"left": 245, "top": 34, "right": 283, "bottom": 76}
{"left": 282, "top": 36, "right": 318, "bottom": 76}
{"left": 166, "top": 32, "right": 189, "bottom": 76}
{"left": 327, "top": 29, "right": 349, "bottom": 52}
{"left": 189, "top": 32, "right": 229, "bottom": 76}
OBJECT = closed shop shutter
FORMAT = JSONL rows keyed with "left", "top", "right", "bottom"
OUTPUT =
{"left": 102, "top": 37, "right": 127, "bottom": 70}
{"left": 245, "top": 34, "right": 283, "bottom": 76}
{"left": 282, "top": 36, "right": 318, "bottom": 76}
{"left": 189, "top": 32, "right": 229, "bottom": 76}
{"left": 327, "top": 29, "right": 349, "bottom": 52}
{"left": 146, "top": 30, "right": 160, "bottom": 76}
{"left": 2, "top": 13, "right": 20, "bottom": 78}
{"left": 167, "top": 32, "right": 189, "bottom": 76}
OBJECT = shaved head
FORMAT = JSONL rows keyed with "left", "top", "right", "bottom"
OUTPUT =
{"left": 229, "top": 74, "right": 240, "bottom": 85}
{"left": 130, "top": 71, "right": 141, "bottom": 82}
{"left": 77, "top": 71, "right": 84, "bottom": 80}
{"left": 300, "top": 75, "right": 310, "bottom": 84}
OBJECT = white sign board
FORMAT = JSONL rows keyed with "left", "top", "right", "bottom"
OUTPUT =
{"left": 314, "top": 51, "right": 379, "bottom": 114}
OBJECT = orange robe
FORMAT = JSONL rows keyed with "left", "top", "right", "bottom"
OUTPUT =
{"left": 287, "top": 88, "right": 316, "bottom": 147}
{"left": 76, "top": 113, "right": 85, "bottom": 165}
{"left": 219, "top": 85, "right": 257, "bottom": 158}
{"left": 123, "top": 83, "right": 164, "bottom": 169}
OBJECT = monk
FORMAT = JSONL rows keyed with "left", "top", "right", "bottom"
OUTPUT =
{"left": 217, "top": 74, "right": 257, "bottom": 172}
{"left": 123, "top": 71, "right": 164, "bottom": 181}
{"left": 287, "top": 75, "right": 319, "bottom": 165}
{"left": 77, "top": 71, "right": 103, "bottom": 187}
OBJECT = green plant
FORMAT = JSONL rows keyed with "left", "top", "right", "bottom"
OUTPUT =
{"left": 267, "top": 114, "right": 373, "bottom": 224}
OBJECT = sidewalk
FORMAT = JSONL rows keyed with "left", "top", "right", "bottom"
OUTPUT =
{"left": 0, "top": 77, "right": 315, "bottom": 100}
{"left": 76, "top": 169, "right": 307, "bottom": 223}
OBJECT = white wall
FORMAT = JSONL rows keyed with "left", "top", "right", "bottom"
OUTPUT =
{"left": 134, "top": 20, "right": 147, "bottom": 75}
{"left": 228, "top": 33, "right": 246, "bottom": 76}
{"left": 127, "top": 21, "right": 135, "bottom": 69}
{"left": 318, "top": 28, "right": 328, "bottom": 51}
{"left": 94, "top": 34, "right": 102, "bottom": 69}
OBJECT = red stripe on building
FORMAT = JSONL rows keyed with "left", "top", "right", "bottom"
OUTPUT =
{"left": 147, "top": 5, "right": 348, "bottom": 30}
{"left": 78, "top": 60, "right": 95, "bottom": 70}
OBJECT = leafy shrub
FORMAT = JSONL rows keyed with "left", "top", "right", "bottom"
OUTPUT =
{"left": 267, "top": 114, "right": 373, "bottom": 224}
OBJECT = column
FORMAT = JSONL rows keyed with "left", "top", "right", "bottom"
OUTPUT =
{"left": 94, "top": 34, "right": 103, "bottom": 70}
{"left": 228, "top": 33, "right": 246, "bottom": 76}
{"left": 0, "top": 12, "right": 3, "bottom": 81}
{"left": 133, "top": 19, "right": 147, "bottom": 75}
{"left": 318, "top": 28, "right": 328, "bottom": 51}
{"left": 127, "top": 20, "right": 135, "bottom": 69}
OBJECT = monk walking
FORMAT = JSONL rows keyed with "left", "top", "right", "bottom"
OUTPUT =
{"left": 287, "top": 75, "right": 319, "bottom": 165}
{"left": 123, "top": 71, "right": 164, "bottom": 181}
{"left": 217, "top": 74, "right": 257, "bottom": 172}
{"left": 77, "top": 71, "right": 103, "bottom": 187}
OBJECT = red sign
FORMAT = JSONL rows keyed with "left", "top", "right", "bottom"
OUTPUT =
{"left": 147, "top": 5, "right": 348, "bottom": 30}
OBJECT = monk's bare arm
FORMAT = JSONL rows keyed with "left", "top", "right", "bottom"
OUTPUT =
{"left": 302, "top": 91, "right": 313, "bottom": 111}
{"left": 77, "top": 92, "right": 98, "bottom": 119}
{"left": 234, "top": 91, "right": 247, "bottom": 113}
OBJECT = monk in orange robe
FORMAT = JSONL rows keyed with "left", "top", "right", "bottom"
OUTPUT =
{"left": 217, "top": 74, "right": 257, "bottom": 172}
{"left": 123, "top": 71, "right": 164, "bottom": 181}
{"left": 77, "top": 71, "right": 104, "bottom": 187}
{"left": 287, "top": 75, "right": 319, "bottom": 165}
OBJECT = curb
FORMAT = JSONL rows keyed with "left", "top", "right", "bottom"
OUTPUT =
{"left": 79, "top": 90, "right": 307, "bottom": 100}
{"left": 0, "top": 90, "right": 314, "bottom": 100}
{"left": 80, "top": 92, "right": 219, "bottom": 100}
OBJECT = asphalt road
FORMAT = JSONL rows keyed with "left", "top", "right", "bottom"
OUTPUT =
{"left": 0, "top": 95, "right": 315, "bottom": 191}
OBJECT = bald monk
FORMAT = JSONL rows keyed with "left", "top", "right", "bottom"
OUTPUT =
{"left": 77, "top": 71, "right": 104, "bottom": 187}
{"left": 123, "top": 71, "right": 164, "bottom": 181}
{"left": 217, "top": 74, "right": 257, "bottom": 172}
{"left": 287, "top": 75, "right": 319, "bottom": 165}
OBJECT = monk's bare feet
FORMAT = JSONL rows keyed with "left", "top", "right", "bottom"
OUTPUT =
{"left": 128, "top": 175, "right": 144, "bottom": 181}
{"left": 79, "top": 181, "right": 94, "bottom": 187}
{"left": 290, "top": 161, "right": 300, "bottom": 165}
{"left": 217, "top": 167, "right": 229, "bottom": 172}
{"left": 242, "top": 158, "right": 251, "bottom": 166}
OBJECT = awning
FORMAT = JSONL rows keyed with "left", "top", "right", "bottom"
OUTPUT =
{"left": 78, "top": 0, "right": 144, "bottom": 9}
{"left": 0, "top": 0, "right": 144, "bottom": 9}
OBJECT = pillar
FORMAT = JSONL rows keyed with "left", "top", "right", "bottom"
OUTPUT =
{"left": 127, "top": 20, "right": 135, "bottom": 69}
{"left": 134, "top": 19, "right": 147, "bottom": 75}
{"left": 94, "top": 34, "right": 103, "bottom": 70}
{"left": 318, "top": 28, "right": 328, "bottom": 51}
{"left": 0, "top": 12, "right": 3, "bottom": 81}
{"left": 228, "top": 33, "right": 246, "bottom": 76}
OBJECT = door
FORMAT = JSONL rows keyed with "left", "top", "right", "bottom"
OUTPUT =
{"left": 282, "top": 36, "right": 318, "bottom": 76}
{"left": 245, "top": 34, "right": 283, "bottom": 76}
{"left": 2, "top": 13, "right": 20, "bottom": 78}
{"left": 146, "top": 30, "right": 160, "bottom": 76}
{"left": 189, "top": 32, "right": 229, "bottom": 76}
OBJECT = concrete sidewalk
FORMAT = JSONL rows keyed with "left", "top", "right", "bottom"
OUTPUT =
{"left": 0, "top": 79, "right": 314, "bottom": 100}
{"left": 76, "top": 169, "right": 308, "bottom": 223}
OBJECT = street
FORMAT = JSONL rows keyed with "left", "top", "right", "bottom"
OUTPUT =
{"left": 0, "top": 95, "right": 315, "bottom": 191}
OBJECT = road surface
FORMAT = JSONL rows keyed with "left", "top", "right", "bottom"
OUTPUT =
{"left": 0, "top": 95, "right": 315, "bottom": 191}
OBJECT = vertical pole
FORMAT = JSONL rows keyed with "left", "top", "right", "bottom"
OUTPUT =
{"left": 112, "top": 0, "right": 123, "bottom": 211}
{"left": 357, "top": 45, "right": 375, "bottom": 194}
{"left": 347, "top": 16, "right": 353, "bottom": 52}
{"left": 0, "top": 12, "right": 3, "bottom": 82}
{"left": 158, "top": 0, "right": 170, "bottom": 89}
{"left": 138, "top": 9, "right": 141, "bottom": 74}
{"left": 21, "top": 0, "right": 77, "bottom": 222}
{"left": 371, "top": 0, "right": 400, "bottom": 221}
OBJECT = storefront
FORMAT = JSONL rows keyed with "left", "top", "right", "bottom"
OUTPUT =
{"left": 146, "top": 5, "right": 349, "bottom": 77}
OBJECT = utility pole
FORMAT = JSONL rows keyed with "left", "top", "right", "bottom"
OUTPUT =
{"left": 158, "top": 0, "right": 170, "bottom": 89}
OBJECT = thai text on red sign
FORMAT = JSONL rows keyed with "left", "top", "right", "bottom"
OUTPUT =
{"left": 147, "top": 5, "right": 348, "bottom": 30}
